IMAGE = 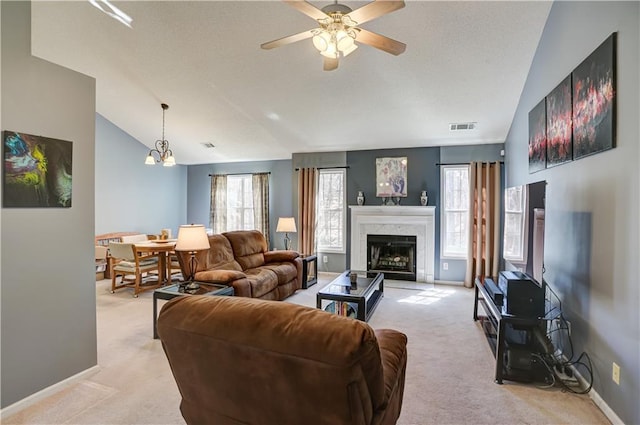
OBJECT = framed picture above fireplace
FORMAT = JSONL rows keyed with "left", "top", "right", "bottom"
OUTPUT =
{"left": 375, "top": 156, "right": 407, "bottom": 197}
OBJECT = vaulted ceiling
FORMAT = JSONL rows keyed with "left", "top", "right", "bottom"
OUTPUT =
{"left": 30, "top": 1, "right": 552, "bottom": 165}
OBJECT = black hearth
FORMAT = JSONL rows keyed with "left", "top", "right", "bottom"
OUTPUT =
{"left": 367, "top": 234, "right": 417, "bottom": 281}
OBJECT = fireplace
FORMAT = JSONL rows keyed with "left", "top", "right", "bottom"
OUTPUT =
{"left": 350, "top": 206, "right": 435, "bottom": 283}
{"left": 367, "top": 234, "right": 417, "bottom": 281}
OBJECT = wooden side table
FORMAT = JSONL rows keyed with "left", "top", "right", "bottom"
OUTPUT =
{"left": 301, "top": 254, "right": 318, "bottom": 289}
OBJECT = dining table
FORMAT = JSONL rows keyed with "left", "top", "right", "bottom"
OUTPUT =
{"left": 134, "top": 239, "right": 177, "bottom": 284}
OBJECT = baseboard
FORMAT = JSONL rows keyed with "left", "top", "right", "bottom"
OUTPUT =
{"left": 0, "top": 365, "right": 100, "bottom": 420}
{"left": 554, "top": 350, "right": 624, "bottom": 425}
{"left": 316, "top": 273, "right": 464, "bottom": 287}
{"left": 587, "top": 388, "right": 624, "bottom": 425}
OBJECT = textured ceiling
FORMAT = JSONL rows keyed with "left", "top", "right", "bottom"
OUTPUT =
{"left": 30, "top": 1, "right": 552, "bottom": 165}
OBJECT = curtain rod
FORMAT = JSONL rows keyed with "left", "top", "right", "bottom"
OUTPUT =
{"left": 294, "top": 166, "right": 350, "bottom": 171}
{"left": 435, "top": 161, "right": 504, "bottom": 166}
{"left": 208, "top": 172, "right": 271, "bottom": 177}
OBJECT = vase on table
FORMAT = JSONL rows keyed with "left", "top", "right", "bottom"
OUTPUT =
{"left": 357, "top": 191, "right": 365, "bottom": 206}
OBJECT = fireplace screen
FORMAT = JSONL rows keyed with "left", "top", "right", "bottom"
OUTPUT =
{"left": 367, "top": 234, "right": 417, "bottom": 281}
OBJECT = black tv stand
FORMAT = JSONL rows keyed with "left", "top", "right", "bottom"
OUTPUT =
{"left": 473, "top": 277, "right": 559, "bottom": 384}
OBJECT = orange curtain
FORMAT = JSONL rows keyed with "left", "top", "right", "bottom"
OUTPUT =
{"left": 464, "top": 162, "right": 501, "bottom": 288}
{"left": 297, "top": 168, "right": 317, "bottom": 255}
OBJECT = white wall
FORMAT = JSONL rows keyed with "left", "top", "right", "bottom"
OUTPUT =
{"left": 95, "top": 114, "right": 187, "bottom": 236}
{"left": 504, "top": 2, "right": 639, "bottom": 423}
{"left": 1, "top": 1, "right": 97, "bottom": 407}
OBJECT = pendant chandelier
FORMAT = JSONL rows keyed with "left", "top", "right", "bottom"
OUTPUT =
{"left": 145, "top": 103, "right": 176, "bottom": 167}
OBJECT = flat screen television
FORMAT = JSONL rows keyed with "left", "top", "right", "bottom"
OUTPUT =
{"left": 502, "top": 180, "right": 546, "bottom": 284}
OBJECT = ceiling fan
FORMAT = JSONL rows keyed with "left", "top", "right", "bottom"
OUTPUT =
{"left": 261, "top": 0, "right": 406, "bottom": 71}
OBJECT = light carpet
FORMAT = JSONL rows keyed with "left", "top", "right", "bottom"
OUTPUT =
{"left": 4, "top": 274, "right": 610, "bottom": 425}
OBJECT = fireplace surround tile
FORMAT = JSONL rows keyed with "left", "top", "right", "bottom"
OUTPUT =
{"left": 350, "top": 206, "right": 435, "bottom": 282}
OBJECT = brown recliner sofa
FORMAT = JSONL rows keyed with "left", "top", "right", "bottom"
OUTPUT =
{"left": 158, "top": 295, "right": 408, "bottom": 425}
{"left": 175, "top": 230, "right": 302, "bottom": 300}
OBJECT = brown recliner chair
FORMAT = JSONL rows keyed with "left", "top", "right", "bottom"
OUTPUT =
{"left": 158, "top": 295, "right": 408, "bottom": 425}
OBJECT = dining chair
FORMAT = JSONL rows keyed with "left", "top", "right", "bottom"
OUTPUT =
{"left": 108, "top": 242, "right": 161, "bottom": 297}
{"left": 120, "top": 234, "right": 150, "bottom": 244}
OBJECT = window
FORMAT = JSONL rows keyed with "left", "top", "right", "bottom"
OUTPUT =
{"left": 503, "top": 185, "right": 528, "bottom": 263}
{"left": 441, "top": 165, "right": 470, "bottom": 258}
{"left": 226, "top": 174, "right": 254, "bottom": 231}
{"left": 316, "top": 169, "right": 346, "bottom": 253}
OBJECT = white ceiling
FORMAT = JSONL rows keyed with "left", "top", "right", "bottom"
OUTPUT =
{"left": 30, "top": 1, "right": 552, "bottom": 165}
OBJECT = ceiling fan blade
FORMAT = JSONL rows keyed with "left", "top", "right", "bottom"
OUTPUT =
{"left": 356, "top": 28, "right": 406, "bottom": 56}
{"left": 261, "top": 29, "right": 315, "bottom": 50}
{"left": 346, "top": 0, "right": 405, "bottom": 26}
{"left": 284, "top": 0, "right": 328, "bottom": 21}
{"left": 323, "top": 57, "right": 339, "bottom": 71}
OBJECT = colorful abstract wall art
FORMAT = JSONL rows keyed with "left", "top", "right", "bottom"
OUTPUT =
{"left": 528, "top": 32, "right": 616, "bottom": 173}
{"left": 376, "top": 157, "right": 407, "bottom": 197}
{"left": 546, "top": 75, "right": 573, "bottom": 167}
{"left": 528, "top": 99, "right": 546, "bottom": 173}
{"left": 572, "top": 33, "right": 616, "bottom": 159}
{"left": 3, "top": 131, "right": 73, "bottom": 208}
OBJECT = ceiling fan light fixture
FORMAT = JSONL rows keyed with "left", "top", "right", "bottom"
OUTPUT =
{"left": 261, "top": 0, "right": 406, "bottom": 71}
{"left": 342, "top": 43, "right": 358, "bottom": 57}
{"left": 335, "top": 30, "right": 353, "bottom": 50}
{"left": 320, "top": 50, "right": 338, "bottom": 59}
{"left": 312, "top": 31, "right": 331, "bottom": 52}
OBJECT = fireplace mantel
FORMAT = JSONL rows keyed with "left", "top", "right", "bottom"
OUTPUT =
{"left": 350, "top": 206, "right": 436, "bottom": 282}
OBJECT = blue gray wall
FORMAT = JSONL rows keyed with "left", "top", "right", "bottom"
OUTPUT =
{"left": 1, "top": 1, "right": 97, "bottom": 408}
{"left": 184, "top": 146, "right": 504, "bottom": 279}
{"left": 187, "top": 160, "right": 293, "bottom": 249}
{"left": 95, "top": 114, "right": 187, "bottom": 236}
{"left": 504, "top": 2, "right": 639, "bottom": 423}
{"left": 346, "top": 147, "right": 440, "bottom": 276}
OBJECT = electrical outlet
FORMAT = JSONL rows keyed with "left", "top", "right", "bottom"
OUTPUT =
{"left": 612, "top": 362, "right": 620, "bottom": 385}
{"left": 323, "top": 255, "right": 328, "bottom": 263}
{"left": 442, "top": 262, "right": 449, "bottom": 270}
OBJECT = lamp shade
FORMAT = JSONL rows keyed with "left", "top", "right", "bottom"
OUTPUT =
{"left": 175, "top": 224, "right": 210, "bottom": 251}
{"left": 276, "top": 217, "right": 297, "bottom": 233}
{"left": 163, "top": 154, "right": 176, "bottom": 167}
{"left": 312, "top": 31, "right": 331, "bottom": 52}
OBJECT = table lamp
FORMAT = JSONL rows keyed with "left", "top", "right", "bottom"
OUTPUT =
{"left": 174, "top": 224, "right": 210, "bottom": 290}
{"left": 276, "top": 217, "right": 297, "bottom": 250}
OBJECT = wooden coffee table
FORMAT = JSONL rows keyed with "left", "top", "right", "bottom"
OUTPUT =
{"left": 153, "top": 282, "right": 234, "bottom": 339}
{"left": 316, "top": 271, "right": 384, "bottom": 322}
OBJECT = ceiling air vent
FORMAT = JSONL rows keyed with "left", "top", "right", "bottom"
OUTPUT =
{"left": 449, "top": 122, "right": 477, "bottom": 131}
{"left": 202, "top": 143, "right": 216, "bottom": 149}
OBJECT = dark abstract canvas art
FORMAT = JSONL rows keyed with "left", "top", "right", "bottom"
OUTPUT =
{"left": 572, "top": 33, "right": 616, "bottom": 159}
{"left": 528, "top": 99, "right": 546, "bottom": 173}
{"left": 3, "top": 131, "right": 73, "bottom": 208}
{"left": 546, "top": 75, "right": 573, "bottom": 167}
